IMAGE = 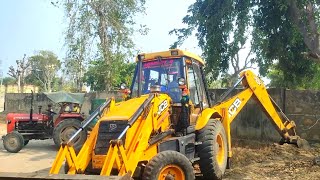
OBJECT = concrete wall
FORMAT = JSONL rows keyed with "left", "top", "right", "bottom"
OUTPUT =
{"left": 0, "top": 85, "right": 39, "bottom": 112}
{"left": 2, "top": 91, "right": 121, "bottom": 116}
{"left": 2, "top": 88, "right": 320, "bottom": 143}
{"left": 0, "top": 86, "right": 4, "bottom": 112}
{"left": 208, "top": 88, "right": 320, "bottom": 143}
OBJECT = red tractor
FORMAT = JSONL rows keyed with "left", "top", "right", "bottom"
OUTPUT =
{"left": 2, "top": 91, "right": 87, "bottom": 153}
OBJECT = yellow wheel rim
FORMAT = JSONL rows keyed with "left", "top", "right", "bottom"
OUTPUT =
{"left": 216, "top": 133, "right": 225, "bottom": 166}
{"left": 158, "top": 164, "right": 185, "bottom": 180}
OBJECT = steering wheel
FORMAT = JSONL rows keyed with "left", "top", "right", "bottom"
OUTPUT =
{"left": 46, "top": 109, "right": 57, "bottom": 115}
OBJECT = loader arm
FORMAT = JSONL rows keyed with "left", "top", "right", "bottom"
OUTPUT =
{"left": 100, "top": 93, "right": 172, "bottom": 176}
{"left": 50, "top": 93, "right": 172, "bottom": 178}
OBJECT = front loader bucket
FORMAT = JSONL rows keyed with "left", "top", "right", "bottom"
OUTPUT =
{"left": 0, "top": 172, "right": 132, "bottom": 180}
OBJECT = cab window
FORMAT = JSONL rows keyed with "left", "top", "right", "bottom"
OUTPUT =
{"left": 187, "top": 61, "right": 208, "bottom": 107}
{"left": 131, "top": 58, "right": 183, "bottom": 102}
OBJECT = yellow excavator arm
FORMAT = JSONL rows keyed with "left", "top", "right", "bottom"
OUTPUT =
{"left": 217, "top": 70, "right": 298, "bottom": 140}
{"left": 196, "top": 70, "right": 308, "bottom": 160}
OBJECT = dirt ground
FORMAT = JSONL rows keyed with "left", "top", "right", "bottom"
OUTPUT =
{"left": 0, "top": 123, "right": 57, "bottom": 173}
{"left": 224, "top": 140, "right": 320, "bottom": 180}
{"left": 0, "top": 121, "right": 319, "bottom": 179}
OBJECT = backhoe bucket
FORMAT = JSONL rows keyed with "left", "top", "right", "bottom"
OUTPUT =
{"left": 284, "top": 135, "right": 310, "bottom": 149}
{"left": 296, "top": 137, "right": 310, "bottom": 149}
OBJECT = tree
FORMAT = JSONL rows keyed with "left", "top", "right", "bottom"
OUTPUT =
{"left": 53, "top": 0, "right": 146, "bottom": 91}
{"left": 267, "top": 63, "right": 320, "bottom": 89}
{"left": 287, "top": 0, "right": 320, "bottom": 61}
{"left": 170, "top": 0, "right": 256, "bottom": 83}
{"left": 84, "top": 54, "right": 136, "bottom": 91}
{"left": 28, "top": 51, "right": 61, "bottom": 92}
{"left": 63, "top": 58, "right": 85, "bottom": 92}
{"left": 2, "top": 77, "right": 16, "bottom": 86}
{"left": 172, "top": 0, "right": 320, "bottom": 88}
{"left": 252, "top": 0, "right": 318, "bottom": 86}
{"left": 7, "top": 54, "right": 30, "bottom": 92}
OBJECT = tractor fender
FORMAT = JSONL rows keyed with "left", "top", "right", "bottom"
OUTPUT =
{"left": 195, "top": 107, "right": 222, "bottom": 131}
{"left": 54, "top": 115, "right": 84, "bottom": 127}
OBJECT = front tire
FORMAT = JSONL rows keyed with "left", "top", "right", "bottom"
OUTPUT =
{"left": 53, "top": 119, "right": 87, "bottom": 151}
{"left": 142, "top": 151, "right": 195, "bottom": 180}
{"left": 196, "top": 119, "right": 227, "bottom": 180}
{"left": 3, "top": 131, "right": 24, "bottom": 153}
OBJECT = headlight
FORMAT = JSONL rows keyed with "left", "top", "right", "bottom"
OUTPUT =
{"left": 7, "top": 120, "right": 11, "bottom": 124}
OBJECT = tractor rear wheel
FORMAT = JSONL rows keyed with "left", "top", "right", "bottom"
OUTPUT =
{"left": 3, "top": 131, "right": 24, "bottom": 153}
{"left": 142, "top": 151, "right": 195, "bottom": 180}
{"left": 53, "top": 118, "right": 87, "bottom": 151}
{"left": 196, "top": 119, "right": 227, "bottom": 180}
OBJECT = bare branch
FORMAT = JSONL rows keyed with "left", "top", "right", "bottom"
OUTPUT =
{"left": 244, "top": 47, "right": 253, "bottom": 67}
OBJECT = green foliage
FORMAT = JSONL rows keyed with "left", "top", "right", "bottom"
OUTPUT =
{"left": 28, "top": 51, "right": 61, "bottom": 92}
{"left": 173, "top": 0, "right": 320, "bottom": 89}
{"left": 2, "top": 77, "right": 16, "bottom": 85}
{"left": 59, "top": 0, "right": 146, "bottom": 91}
{"left": 170, "top": 0, "right": 253, "bottom": 81}
{"left": 63, "top": 58, "right": 85, "bottom": 92}
{"left": 252, "top": 0, "right": 319, "bottom": 88}
{"left": 268, "top": 63, "right": 320, "bottom": 89}
{"left": 84, "top": 54, "right": 136, "bottom": 91}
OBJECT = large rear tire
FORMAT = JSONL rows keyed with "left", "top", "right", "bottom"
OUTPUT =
{"left": 3, "top": 131, "right": 24, "bottom": 153}
{"left": 142, "top": 151, "right": 195, "bottom": 180}
{"left": 53, "top": 118, "right": 87, "bottom": 151}
{"left": 196, "top": 119, "right": 227, "bottom": 180}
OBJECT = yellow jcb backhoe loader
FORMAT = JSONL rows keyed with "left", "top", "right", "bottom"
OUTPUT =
{"left": 48, "top": 49, "right": 308, "bottom": 180}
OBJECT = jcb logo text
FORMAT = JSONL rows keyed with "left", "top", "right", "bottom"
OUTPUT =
{"left": 228, "top": 98, "right": 241, "bottom": 118}
{"left": 158, "top": 100, "right": 168, "bottom": 115}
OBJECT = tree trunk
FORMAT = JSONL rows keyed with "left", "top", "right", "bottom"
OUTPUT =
{"left": 288, "top": 0, "right": 320, "bottom": 62}
{"left": 99, "top": 18, "right": 112, "bottom": 91}
{"left": 47, "top": 81, "right": 52, "bottom": 93}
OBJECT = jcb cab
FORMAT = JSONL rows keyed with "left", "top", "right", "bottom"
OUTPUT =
{"left": 50, "top": 49, "right": 307, "bottom": 180}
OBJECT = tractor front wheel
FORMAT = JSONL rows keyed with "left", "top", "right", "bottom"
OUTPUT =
{"left": 142, "top": 151, "right": 195, "bottom": 180}
{"left": 53, "top": 119, "right": 87, "bottom": 151}
{"left": 3, "top": 131, "right": 24, "bottom": 153}
{"left": 196, "top": 119, "right": 228, "bottom": 180}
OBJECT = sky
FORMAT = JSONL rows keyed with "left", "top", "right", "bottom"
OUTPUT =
{"left": 0, "top": 0, "right": 200, "bottom": 77}
{"left": 0, "top": 0, "right": 263, "bottom": 83}
{"left": 0, "top": 0, "right": 65, "bottom": 76}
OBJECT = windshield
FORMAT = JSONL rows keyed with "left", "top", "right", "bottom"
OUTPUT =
{"left": 131, "top": 58, "right": 183, "bottom": 102}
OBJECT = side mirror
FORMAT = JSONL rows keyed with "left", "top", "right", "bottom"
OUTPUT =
{"left": 209, "top": 92, "right": 216, "bottom": 102}
{"left": 120, "top": 83, "right": 127, "bottom": 90}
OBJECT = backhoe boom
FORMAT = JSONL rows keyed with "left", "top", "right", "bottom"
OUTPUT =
{"left": 204, "top": 70, "right": 308, "bottom": 161}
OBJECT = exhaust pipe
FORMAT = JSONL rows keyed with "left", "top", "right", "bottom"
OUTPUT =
{"left": 29, "top": 90, "right": 34, "bottom": 123}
